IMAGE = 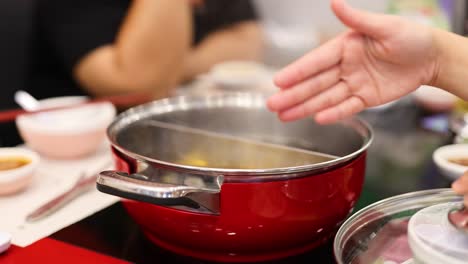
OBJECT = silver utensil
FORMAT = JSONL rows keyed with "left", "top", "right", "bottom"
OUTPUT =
{"left": 14, "top": 90, "right": 41, "bottom": 112}
{"left": 26, "top": 162, "right": 112, "bottom": 222}
{"left": 448, "top": 205, "right": 468, "bottom": 234}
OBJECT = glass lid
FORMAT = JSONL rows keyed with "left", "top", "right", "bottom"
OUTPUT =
{"left": 334, "top": 189, "right": 465, "bottom": 264}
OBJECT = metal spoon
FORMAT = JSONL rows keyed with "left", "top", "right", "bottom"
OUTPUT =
{"left": 26, "top": 161, "right": 112, "bottom": 222}
{"left": 26, "top": 173, "right": 93, "bottom": 222}
{"left": 14, "top": 90, "right": 41, "bottom": 111}
{"left": 448, "top": 205, "right": 468, "bottom": 234}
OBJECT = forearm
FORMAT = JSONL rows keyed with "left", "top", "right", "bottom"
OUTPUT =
{"left": 182, "top": 21, "right": 263, "bottom": 81}
{"left": 433, "top": 28, "right": 468, "bottom": 100}
{"left": 75, "top": 0, "right": 192, "bottom": 97}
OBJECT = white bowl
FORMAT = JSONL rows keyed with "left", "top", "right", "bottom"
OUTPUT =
{"left": 0, "top": 148, "right": 40, "bottom": 195}
{"left": 433, "top": 144, "right": 468, "bottom": 180}
{"left": 16, "top": 96, "right": 116, "bottom": 159}
{"left": 412, "top": 85, "right": 456, "bottom": 112}
{"left": 209, "top": 61, "right": 269, "bottom": 89}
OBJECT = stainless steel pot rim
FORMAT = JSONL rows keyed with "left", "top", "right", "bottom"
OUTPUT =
{"left": 333, "top": 188, "right": 462, "bottom": 263}
{"left": 108, "top": 93, "right": 373, "bottom": 177}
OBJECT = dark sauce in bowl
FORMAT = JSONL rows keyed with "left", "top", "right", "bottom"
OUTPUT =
{"left": 448, "top": 157, "right": 468, "bottom": 166}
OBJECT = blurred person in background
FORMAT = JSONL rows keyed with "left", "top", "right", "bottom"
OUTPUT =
{"left": 0, "top": 0, "right": 262, "bottom": 147}
{"left": 267, "top": 0, "right": 468, "bottom": 204}
{"left": 28, "top": 0, "right": 263, "bottom": 100}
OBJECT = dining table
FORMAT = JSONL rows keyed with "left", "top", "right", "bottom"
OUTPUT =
{"left": 0, "top": 81, "right": 456, "bottom": 264}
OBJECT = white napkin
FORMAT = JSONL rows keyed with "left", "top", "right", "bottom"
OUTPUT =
{"left": 0, "top": 143, "right": 119, "bottom": 247}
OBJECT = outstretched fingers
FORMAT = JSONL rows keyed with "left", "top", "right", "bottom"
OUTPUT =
{"left": 277, "top": 81, "right": 352, "bottom": 122}
{"left": 331, "top": 0, "right": 393, "bottom": 39}
{"left": 267, "top": 66, "right": 341, "bottom": 112}
{"left": 274, "top": 35, "right": 344, "bottom": 89}
{"left": 314, "top": 96, "right": 366, "bottom": 124}
{"left": 453, "top": 172, "right": 468, "bottom": 206}
{"left": 452, "top": 172, "right": 468, "bottom": 205}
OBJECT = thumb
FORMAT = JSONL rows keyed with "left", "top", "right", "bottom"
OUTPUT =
{"left": 331, "top": 0, "right": 392, "bottom": 38}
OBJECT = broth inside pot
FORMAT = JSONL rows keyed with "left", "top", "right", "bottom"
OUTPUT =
{"left": 118, "top": 120, "right": 336, "bottom": 169}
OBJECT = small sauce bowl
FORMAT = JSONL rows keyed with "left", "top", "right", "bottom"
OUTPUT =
{"left": 433, "top": 144, "right": 468, "bottom": 180}
{"left": 0, "top": 148, "right": 40, "bottom": 195}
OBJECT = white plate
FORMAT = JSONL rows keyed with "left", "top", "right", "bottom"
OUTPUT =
{"left": 0, "top": 232, "right": 11, "bottom": 253}
{"left": 208, "top": 61, "right": 270, "bottom": 89}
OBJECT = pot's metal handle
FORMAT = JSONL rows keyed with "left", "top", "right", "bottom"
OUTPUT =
{"left": 97, "top": 170, "right": 223, "bottom": 214}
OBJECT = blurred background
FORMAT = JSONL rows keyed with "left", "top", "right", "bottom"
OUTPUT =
{"left": 1, "top": 2, "right": 468, "bottom": 263}
{"left": 1, "top": 0, "right": 465, "bottom": 92}
{"left": 0, "top": 0, "right": 465, "bottom": 105}
{"left": 0, "top": 0, "right": 466, "bottom": 147}
{"left": 255, "top": 0, "right": 464, "bottom": 66}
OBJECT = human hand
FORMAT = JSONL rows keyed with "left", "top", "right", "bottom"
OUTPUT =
{"left": 452, "top": 172, "right": 468, "bottom": 206}
{"left": 267, "top": 0, "right": 440, "bottom": 124}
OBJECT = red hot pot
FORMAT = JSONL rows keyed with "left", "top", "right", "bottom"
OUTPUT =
{"left": 97, "top": 93, "right": 373, "bottom": 262}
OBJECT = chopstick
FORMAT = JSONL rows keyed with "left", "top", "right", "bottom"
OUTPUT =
{"left": 0, "top": 92, "right": 153, "bottom": 123}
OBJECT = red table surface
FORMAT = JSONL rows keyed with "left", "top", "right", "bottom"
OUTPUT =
{"left": 0, "top": 238, "right": 130, "bottom": 264}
